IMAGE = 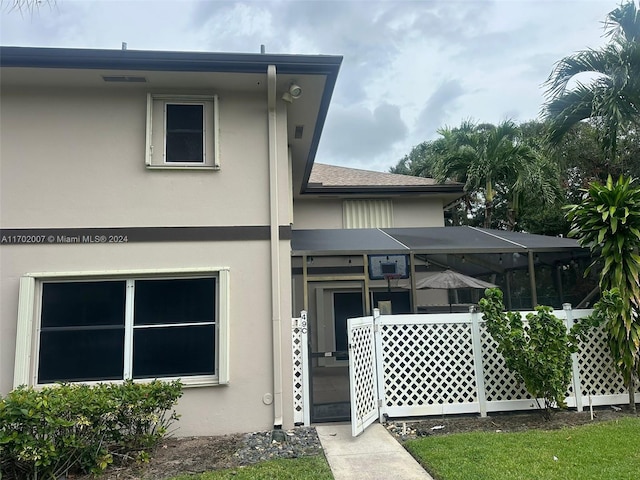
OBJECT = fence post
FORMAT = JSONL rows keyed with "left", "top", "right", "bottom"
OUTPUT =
{"left": 300, "top": 311, "right": 311, "bottom": 426}
{"left": 564, "top": 303, "right": 583, "bottom": 413}
{"left": 470, "top": 305, "right": 487, "bottom": 417}
{"left": 373, "top": 308, "right": 387, "bottom": 422}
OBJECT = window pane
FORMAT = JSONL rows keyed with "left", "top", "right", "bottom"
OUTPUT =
{"left": 134, "top": 278, "right": 215, "bottom": 325}
{"left": 38, "top": 329, "right": 125, "bottom": 382}
{"left": 132, "top": 324, "right": 215, "bottom": 378}
{"left": 42, "top": 281, "right": 126, "bottom": 328}
{"left": 166, "top": 104, "right": 203, "bottom": 130}
{"left": 166, "top": 104, "right": 204, "bottom": 162}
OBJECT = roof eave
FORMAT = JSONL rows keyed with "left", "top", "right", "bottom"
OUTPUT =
{"left": 0, "top": 46, "right": 343, "bottom": 75}
{"left": 302, "top": 185, "right": 466, "bottom": 195}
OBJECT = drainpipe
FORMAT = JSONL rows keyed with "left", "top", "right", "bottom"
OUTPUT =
{"left": 267, "top": 65, "right": 283, "bottom": 428}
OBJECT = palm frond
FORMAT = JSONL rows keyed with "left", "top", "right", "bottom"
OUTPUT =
{"left": 604, "top": 1, "right": 640, "bottom": 43}
{"left": 543, "top": 84, "right": 596, "bottom": 144}
{"left": 544, "top": 49, "right": 611, "bottom": 99}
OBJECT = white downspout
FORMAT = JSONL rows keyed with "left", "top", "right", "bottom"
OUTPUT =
{"left": 267, "top": 65, "right": 283, "bottom": 428}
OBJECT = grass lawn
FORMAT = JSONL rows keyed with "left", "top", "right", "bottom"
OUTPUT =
{"left": 167, "top": 455, "right": 333, "bottom": 480}
{"left": 405, "top": 417, "right": 640, "bottom": 480}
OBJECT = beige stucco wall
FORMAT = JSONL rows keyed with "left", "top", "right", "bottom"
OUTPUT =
{"left": 292, "top": 197, "right": 446, "bottom": 229}
{"left": 0, "top": 86, "right": 294, "bottom": 228}
{"left": 393, "top": 198, "right": 445, "bottom": 227}
{"left": 292, "top": 198, "right": 344, "bottom": 229}
{"left": 0, "top": 84, "right": 295, "bottom": 436}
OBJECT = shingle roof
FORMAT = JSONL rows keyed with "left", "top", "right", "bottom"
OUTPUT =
{"left": 308, "top": 163, "right": 439, "bottom": 187}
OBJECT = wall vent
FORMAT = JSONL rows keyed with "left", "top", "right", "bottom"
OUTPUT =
{"left": 102, "top": 75, "right": 147, "bottom": 83}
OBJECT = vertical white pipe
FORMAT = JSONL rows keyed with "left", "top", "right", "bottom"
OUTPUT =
{"left": 267, "top": 65, "right": 283, "bottom": 428}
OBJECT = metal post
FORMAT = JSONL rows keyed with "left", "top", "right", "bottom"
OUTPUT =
{"left": 410, "top": 252, "right": 418, "bottom": 313}
{"left": 556, "top": 265, "right": 564, "bottom": 305}
{"left": 528, "top": 251, "right": 538, "bottom": 307}
{"left": 363, "top": 254, "right": 371, "bottom": 315}
{"left": 505, "top": 271, "right": 512, "bottom": 311}
{"left": 302, "top": 255, "right": 309, "bottom": 311}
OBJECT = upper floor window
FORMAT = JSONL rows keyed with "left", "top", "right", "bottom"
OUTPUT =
{"left": 146, "top": 94, "right": 220, "bottom": 169}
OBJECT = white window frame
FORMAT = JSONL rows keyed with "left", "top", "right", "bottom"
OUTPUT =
{"left": 145, "top": 94, "right": 220, "bottom": 170}
{"left": 14, "top": 267, "right": 230, "bottom": 388}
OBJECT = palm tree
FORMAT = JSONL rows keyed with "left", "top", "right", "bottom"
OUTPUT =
{"left": 543, "top": 1, "right": 640, "bottom": 158}
{"left": 433, "top": 120, "right": 558, "bottom": 230}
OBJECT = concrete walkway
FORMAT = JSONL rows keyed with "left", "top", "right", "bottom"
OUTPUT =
{"left": 316, "top": 423, "right": 434, "bottom": 480}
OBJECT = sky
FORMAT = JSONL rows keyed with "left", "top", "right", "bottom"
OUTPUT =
{"left": 0, "top": 0, "right": 621, "bottom": 172}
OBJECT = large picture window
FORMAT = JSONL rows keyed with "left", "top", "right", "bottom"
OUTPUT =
{"left": 14, "top": 269, "right": 230, "bottom": 387}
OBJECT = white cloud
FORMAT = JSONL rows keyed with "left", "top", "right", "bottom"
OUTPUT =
{"left": 320, "top": 102, "right": 408, "bottom": 161}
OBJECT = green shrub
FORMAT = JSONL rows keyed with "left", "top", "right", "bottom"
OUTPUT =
{"left": 479, "top": 288, "right": 594, "bottom": 418}
{"left": 0, "top": 379, "right": 182, "bottom": 479}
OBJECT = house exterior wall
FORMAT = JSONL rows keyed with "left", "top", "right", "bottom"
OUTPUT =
{"left": 293, "top": 198, "right": 344, "bottom": 229}
{"left": 393, "top": 198, "right": 445, "bottom": 227}
{"left": 0, "top": 84, "right": 294, "bottom": 436}
{"left": 1, "top": 87, "right": 276, "bottom": 227}
{"left": 293, "top": 197, "right": 446, "bottom": 229}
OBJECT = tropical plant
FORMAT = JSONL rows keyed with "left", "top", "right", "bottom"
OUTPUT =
{"left": 589, "top": 289, "right": 640, "bottom": 411}
{"left": 479, "top": 288, "right": 592, "bottom": 419}
{"left": 543, "top": 1, "right": 640, "bottom": 158}
{"left": 565, "top": 175, "right": 640, "bottom": 411}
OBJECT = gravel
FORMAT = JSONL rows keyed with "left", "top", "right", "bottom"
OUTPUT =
{"left": 234, "top": 426, "right": 324, "bottom": 465}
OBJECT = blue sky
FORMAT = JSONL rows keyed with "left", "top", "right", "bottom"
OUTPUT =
{"left": 1, "top": 0, "right": 619, "bottom": 171}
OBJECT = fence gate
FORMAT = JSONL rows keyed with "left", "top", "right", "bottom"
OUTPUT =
{"left": 347, "top": 314, "right": 379, "bottom": 436}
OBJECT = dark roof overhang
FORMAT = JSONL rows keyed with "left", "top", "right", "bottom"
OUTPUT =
{"left": 301, "top": 184, "right": 465, "bottom": 196}
{"left": 0, "top": 46, "right": 342, "bottom": 75}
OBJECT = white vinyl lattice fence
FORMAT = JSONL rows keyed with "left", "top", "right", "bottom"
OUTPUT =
{"left": 376, "top": 307, "right": 638, "bottom": 419}
{"left": 291, "top": 307, "right": 639, "bottom": 425}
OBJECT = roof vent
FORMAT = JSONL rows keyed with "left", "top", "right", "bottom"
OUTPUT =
{"left": 102, "top": 75, "right": 147, "bottom": 83}
{"left": 294, "top": 125, "right": 304, "bottom": 139}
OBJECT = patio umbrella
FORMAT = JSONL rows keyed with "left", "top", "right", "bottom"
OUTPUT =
{"left": 402, "top": 269, "right": 497, "bottom": 312}
{"left": 413, "top": 270, "right": 497, "bottom": 290}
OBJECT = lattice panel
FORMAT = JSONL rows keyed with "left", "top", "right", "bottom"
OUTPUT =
{"left": 350, "top": 323, "right": 378, "bottom": 421}
{"left": 380, "top": 323, "right": 477, "bottom": 407}
{"left": 480, "top": 323, "right": 531, "bottom": 401}
{"left": 577, "top": 324, "right": 627, "bottom": 396}
{"left": 291, "top": 318, "right": 304, "bottom": 424}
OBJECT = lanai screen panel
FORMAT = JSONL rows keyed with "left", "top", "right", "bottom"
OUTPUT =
{"left": 382, "top": 227, "right": 580, "bottom": 254}
{"left": 474, "top": 228, "right": 579, "bottom": 251}
{"left": 291, "top": 227, "right": 581, "bottom": 257}
{"left": 291, "top": 228, "right": 408, "bottom": 255}
{"left": 380, "top": 227, "right": 517, "bottom": 254}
